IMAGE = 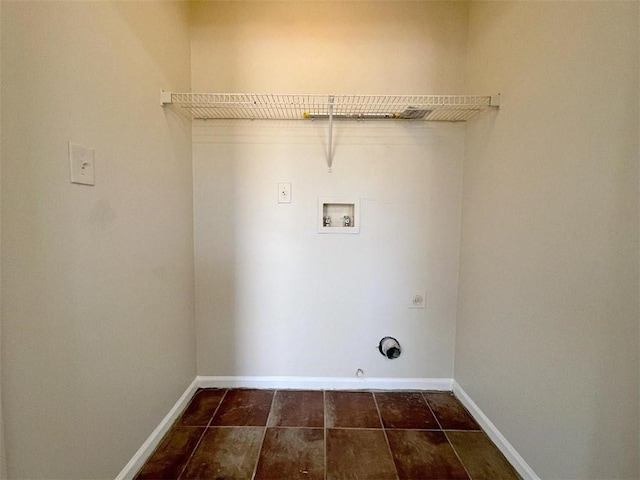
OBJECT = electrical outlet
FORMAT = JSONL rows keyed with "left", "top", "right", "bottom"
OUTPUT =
{"left": 409, "top": 291, "right": 427, "bottom": 309}
{"left": 278, "top": 182, "right": 291, "bottom": 203}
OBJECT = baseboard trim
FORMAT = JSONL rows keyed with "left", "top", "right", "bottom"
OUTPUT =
{"left": 196, "top": 375, "right": 453, "bottom": 391}
{"left": 116, "top": 375, "right": 451, "bottom": 478}
{"left": 115, "top": 377, "right": 199, "bottom": 480}
{"left": 452, "top": 380, "right": 540, "bottom": 480}
{"left": 118, "top": 376, "right": 539, "bottom": 480}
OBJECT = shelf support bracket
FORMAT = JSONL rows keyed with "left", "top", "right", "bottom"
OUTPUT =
{"left": 160, "top": 90, "right": 173, "bottom": 106}
{"left": 327, "top": 95, "right": 334, "bottom": 173}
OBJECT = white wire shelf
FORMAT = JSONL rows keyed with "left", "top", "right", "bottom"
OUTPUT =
{"left": 161, "top": 92, "right": 500, "bottom": 122}
{"left": 161, "top": 91, "right": 500, "bottom": 172}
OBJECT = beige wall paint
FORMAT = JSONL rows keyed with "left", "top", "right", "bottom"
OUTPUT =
{"left": 1, "top": 0, "right": 637, "bottom": 477}
{"left": 1, "top": 2, "right": 195, "bottom": 478}
{"left": 193, "top": 121, "right": 465, "bottom": 378}
{"left": 190, "top": 1, "right": 469, "bottom": 94}
{"left": 458, "top": 2, "right": 639, "bottom": 478}
{"left": 0, "top": 1, "right": 5, "bottom": 477}
{"left": 191, "top": 1, "right": 468, "bottom": 378}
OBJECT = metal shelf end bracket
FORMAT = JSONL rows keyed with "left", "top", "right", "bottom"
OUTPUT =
{"left": 160, "top": 90, "right": 173, "bottom": 106}
{"left": 327, "top": 95, "right": 334, "bottom": 173}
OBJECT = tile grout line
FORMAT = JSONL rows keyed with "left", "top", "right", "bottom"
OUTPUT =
{"left": 252, "top": 425, "right": 325, "bottom": 430}
{"left": 177, "top": 388, "right": 229, "bottom": 480}
{"left": 322, "top": 426, "right": 408, "bottom": 431}
{"left": 250, "top": 389, "right": 277, "bottom": 480}
{"left": 420, "top": 391, "right": 444, "bottom": 430}
{"left": 443, "top": 429, "right": 474, "bottom": 480}
{"left": 371, "top": 392, "right": 400, "bottom": 480}
{"left": 133, "top": 389, "right": 201, "bottom": 480}
{"left": 141, "top": 388, "right": 491, "bottom": 480}
{"left": 204, "top": 389, "right": 229, "bottom": 429}
{"left": 423, "top": 392, "right": 474, "bottom": 480}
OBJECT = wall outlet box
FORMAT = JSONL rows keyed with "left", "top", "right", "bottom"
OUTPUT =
{"left": 318, "top": 197, "right": 360, "bottom": 234}
{"left": 409, "top": 291, "right": 427, "bottom": 309}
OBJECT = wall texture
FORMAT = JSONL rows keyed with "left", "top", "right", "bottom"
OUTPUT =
{"left": 2, "top": 1, "right": 638, "bottom": 478}
{"left": 193, "top": 121, "right": 464, "bottom": 378}
{"left": 190, "top": 1, "right": 469, "bottom": 94}
{"left": 0, "top": 1, "right": 5, "bottom": 477}
{"left": 457, "top": 2, "right": 639, "bottom": 478}
{"left": 1, "top": 2, "right": 195, "bottom": 478}
{"left": 191, "top": 1, "right": 469, "bottom": 379}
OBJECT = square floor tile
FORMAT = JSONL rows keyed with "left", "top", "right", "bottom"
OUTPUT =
{"left": 375, "top": 391, "right": 439, "bottom": 429}
{"left": 211, "top": 389, "right": 275, "bottom": 426}
{"left": 325, "top": 391, "right": 381, "bottom": 428}
{"left": 178, "top": 389, "right": 227, "bottom": 426}
{"left": 326, "top": 428, "right": 397, "bottom": 480}
{"left": 268, "top": 390, "right": 324, "bottom": 427}
{"left": 386, "top": 429, "right": 470, "bottom": 480}
{"left": 136, "top": 388, "right": 522, "bottom": 480}
{"left": 134, "top": 426, "right": 204, "bottom": 480}
{"left": 181, "top": 427, "right": 264, "bottom": 479}
{"left": 254, "top": 427, "right": 324, "bottom": 480}
{"left": 423, "top": 392, "right": 480, "bottom": 430}
{"left": 446, "top": 431, "right": 520, "bottom": 480}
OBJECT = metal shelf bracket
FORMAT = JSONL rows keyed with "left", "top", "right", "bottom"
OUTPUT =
{"left": 160, "top": 90, "right": 501, "bottom": 173}
{"left": 160, "top": 90, "right": 173, "bottom": 106}
{"left": 327, "top": 95, "right": 334, "bottom": 173}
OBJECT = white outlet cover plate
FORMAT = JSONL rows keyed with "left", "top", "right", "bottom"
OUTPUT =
{"left": 278, "top": 182, "right": 291, "bottom": 203}
{"left": 69, "top": 142, "right": 95, "bottom": 186}
{"left": 409, "top": 291, "right": 427, "bottom": 309}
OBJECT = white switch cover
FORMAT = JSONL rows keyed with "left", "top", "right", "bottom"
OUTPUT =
{"left": 278, "top": 182, "right": 291, "bottom": 203}
{"left": 69, "top": 142, "right": 95, "bottom": 185}
{"left": 409, "top": 291, "right": 427, "bottom": 309}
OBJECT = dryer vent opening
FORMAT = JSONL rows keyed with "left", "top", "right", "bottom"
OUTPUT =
{"left": 378, "top": 337, "right": 401, "bottom": 359}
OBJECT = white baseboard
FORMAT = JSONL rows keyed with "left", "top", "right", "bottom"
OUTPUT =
{"left": 116, "top": 375, "right": 451, "bottom": 479}
{"left": 118, "top": 376, "right": 536, "bottom": 480}
{"left": 452, "top": 380, "right": 540, "bottom": 480}
{"left": 196, "top": 375, "right": 453, "bottom": 391}
{"left": 115, "top": 377, "right": 199, "bottom": 480}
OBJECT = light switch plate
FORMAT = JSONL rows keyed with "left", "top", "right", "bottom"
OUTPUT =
{"left": 69, "top": 142, "right": 95, "bottom": 186}
{"left": 278, "top": 182, "right": 291, "bottom": 203}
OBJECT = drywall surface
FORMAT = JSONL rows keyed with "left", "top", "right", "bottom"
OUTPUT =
{"left": 191, "top": 1, "right": 468, "bottom": 378}
{"left": 190, "top": 1, "right": 469, "bottom": 94}
{"left": 194, "top": 121, "right": 464, "bottom": 378}
{"left": 0, "top": 2, "right": 5, "bottom": 477}
{"left": 458, "top": 2, "right": 639, "bottom": 478}
{"left": 1, "top": 2, "right": 195, "bottom": 478}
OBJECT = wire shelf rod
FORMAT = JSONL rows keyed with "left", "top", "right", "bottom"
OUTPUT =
{"left": 160, "top": 91, "right": 500, "bottom": 171}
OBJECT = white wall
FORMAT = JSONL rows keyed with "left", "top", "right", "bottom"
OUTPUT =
{"left": 191, "top": 1, "right": 469, "bottom": 378}
{"left": 458, "top": 2, "right": 639, "bottom": 479}
{"left": 0, "top": 1, "right": 5, "bottom": 477}
{"left": 1, "top": 2, "right": 195, "bottom": 478}
{"left": 194, "top": 121, "right": 464, "bottom": 377}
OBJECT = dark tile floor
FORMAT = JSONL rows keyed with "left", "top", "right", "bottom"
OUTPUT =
{"left": 135, "top": 389, "right": 521, "bottom": 480}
